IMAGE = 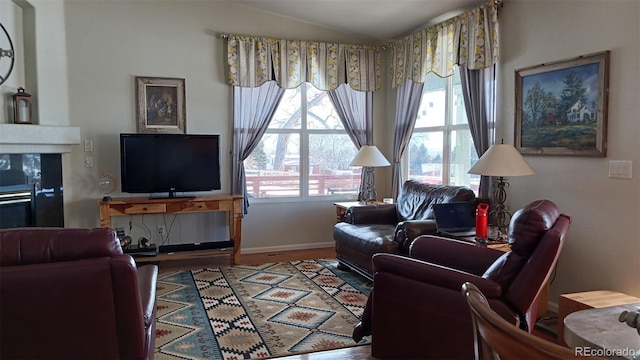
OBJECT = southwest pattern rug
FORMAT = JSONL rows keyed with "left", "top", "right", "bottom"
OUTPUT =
{"left": 155, "top": 259, "right": 371, "bottom": 359}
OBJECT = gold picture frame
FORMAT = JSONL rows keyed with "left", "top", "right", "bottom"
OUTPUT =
{"left": 136, "top": 76, "right": 185, "bottom": 134}
{"left": 515, "top": 51, "right": 609, "bottom": 156}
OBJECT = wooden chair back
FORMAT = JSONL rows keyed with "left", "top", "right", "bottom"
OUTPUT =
{"left": 462, "top": 282, "right": 591, "bottom": 360}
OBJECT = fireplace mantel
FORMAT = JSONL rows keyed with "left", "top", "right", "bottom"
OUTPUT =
{"left": 0, "top": 123, "right": 81, "bottom": 154}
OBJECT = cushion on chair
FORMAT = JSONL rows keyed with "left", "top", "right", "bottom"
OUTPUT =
{"left": 0, "top": 227, "right": 123, "bottom": 266}
{"left": 334, "top": 223, "right": 398, "bottom": 276}
{"left": 482, "top": 252, "right": 527, "bottom": 290}
{"left": 508, "top": 199, "right": 559, "bottom": 256}
{"left": 395, "top": 180, "right": 475, "bottom": 221}
{"left": 482, "top": 200, "right": 561, "bottom": 292}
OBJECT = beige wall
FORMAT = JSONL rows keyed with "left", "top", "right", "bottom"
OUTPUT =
{"left": 0, "top": 0, "right": 69, "bottom": 125}
{"left": 60, "top": 1, "right": 382, "bottom": 249}
{"left": 497, "top": 0, "right": 640, "bottom": 306}
{"left": 2, "top": 0, "right": 638, "bottom": 308}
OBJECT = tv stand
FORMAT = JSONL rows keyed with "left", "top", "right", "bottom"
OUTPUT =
{"left": 98, "top": 194, "right": 243, "bottom": 264}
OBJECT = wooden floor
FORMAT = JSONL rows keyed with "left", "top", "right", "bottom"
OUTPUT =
{"left": 151, "top": 246, "right": 559, "bottom": 359}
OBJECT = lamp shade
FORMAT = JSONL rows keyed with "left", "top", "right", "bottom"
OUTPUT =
{"left": 350, "top": 145, "right": 390, "bottom": 167}
{"left": 468, "top": 144, "right": 535, "bottom": 177}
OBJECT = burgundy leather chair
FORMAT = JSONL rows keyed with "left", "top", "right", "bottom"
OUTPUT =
{"left": 353, "top": 199, "right": 571, "bottom": 359}
{"left": 0, "top": 227, "right": 158, "bottom": 360}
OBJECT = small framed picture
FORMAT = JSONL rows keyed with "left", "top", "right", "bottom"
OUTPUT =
{"left": 514, "top": 51, "right": 609, "bottom": 156}
{"left": 135, "top": 76, "right": 185, "bottom": 134}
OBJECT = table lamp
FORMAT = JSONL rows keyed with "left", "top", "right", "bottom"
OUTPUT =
{"left": 467, "top": 142, "right": 535, "bottom": 230}
{"left": 350, "top": 145, "right": 390, "bottom": 203}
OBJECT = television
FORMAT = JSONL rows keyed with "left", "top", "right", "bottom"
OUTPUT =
{"left": 120, "top": 133, "right": 221, "bottom": 198}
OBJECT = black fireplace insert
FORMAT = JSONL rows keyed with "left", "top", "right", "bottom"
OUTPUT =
{"left": 0, "top": 154, "right": 64, "bottom": 229}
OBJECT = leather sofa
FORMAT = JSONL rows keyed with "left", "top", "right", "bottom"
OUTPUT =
{"left": 333, "top": 180, "right": 476, "bottom": 279}
{"left": 0, "top": 227, "right": 158, "bottom": 360}
{"left": 352, "top": 199, "right": 571, "bottom": 359}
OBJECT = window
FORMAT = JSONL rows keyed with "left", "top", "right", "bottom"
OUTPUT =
{"left": 245, "top": 83, "right": 360, "bottom": 199}
{"left": 407, "top": 67, "right": 480, "bottom": 194}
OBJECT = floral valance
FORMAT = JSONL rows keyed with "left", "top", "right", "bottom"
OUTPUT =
{"left": 389, "top": 0, "right": 500, "bottom": 87}
{"left": 226, "top": 35, "right": 382, "bottom": 91}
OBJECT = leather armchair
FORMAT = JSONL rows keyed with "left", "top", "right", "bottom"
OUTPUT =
{"left": 0, "top": 227, "right": 158, "bottom": 360}
{"left": 353, "top": 199, "right": 571, "bottom": 359}
{"left": 334, "top": 180, "right": 476, "bottom": 279}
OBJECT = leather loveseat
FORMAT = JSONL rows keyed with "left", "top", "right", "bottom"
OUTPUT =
{"left": 0, "top": 227, "right": 158, "bottom": 360}
{"left": 333, "top": 180, "right": 476, "bottom": 279}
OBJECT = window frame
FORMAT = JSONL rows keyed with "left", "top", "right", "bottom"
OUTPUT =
{"left": 404, "top": 71, "right": 477, "bottom": 190}
{"left": 247, "top": 84, "right": 360, "bottom": 203}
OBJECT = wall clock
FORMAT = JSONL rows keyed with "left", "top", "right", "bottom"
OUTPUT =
{"left": 0, "top": 22, "right": 15, "bottom": 86}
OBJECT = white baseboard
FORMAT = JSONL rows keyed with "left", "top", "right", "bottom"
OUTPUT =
{"left": 241, "top": 242, "right": 335, "bottom": 255}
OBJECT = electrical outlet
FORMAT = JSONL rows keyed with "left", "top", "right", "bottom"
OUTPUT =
{"left": 115, "top": 227, "right": 125, "bottom": 237}
{"left": 157, "top": 226, "right": 165, "bottom": 237}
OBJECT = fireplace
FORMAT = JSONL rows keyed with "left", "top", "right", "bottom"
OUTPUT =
{"left": 0, "top": 123, "right": 80, "bottom": 228}
{"left": 0, "top": 184, "right": 35, "bottom": 228}
{"left": 0, "top": 154, "right": 64, "bottom": 228}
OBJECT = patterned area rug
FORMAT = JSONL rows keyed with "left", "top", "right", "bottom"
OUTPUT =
{"left": 155, "top": 259, "right": 371, "bottom": 359}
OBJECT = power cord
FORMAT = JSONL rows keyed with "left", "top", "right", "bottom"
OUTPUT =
{"left": 139, "top": 214, "right": 152, "bottom": 241}
{"left": 158, "top": 214, "right": 178, "bottom": 246}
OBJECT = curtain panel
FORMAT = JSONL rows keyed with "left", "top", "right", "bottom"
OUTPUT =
{"left": 327, "top": 84, "right": 374, "bottom": 201}
{"left": 227, "top": 35, "right": 382, "bottom": 92}
{"left": 232, "top": 81, "right": 286, "bottom": 214}
{"left": 460, "top": 65, "right": 496, "bottom": 199}
{"left": 391, "top": 78, "right": 425, "bottom": 198}
{"left": 388, "top": 0, "right": 499, "bottom": 87}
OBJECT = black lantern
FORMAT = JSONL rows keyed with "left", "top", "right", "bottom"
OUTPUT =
{"left": 13, "top": 87, "right": 32, "bottom": 124}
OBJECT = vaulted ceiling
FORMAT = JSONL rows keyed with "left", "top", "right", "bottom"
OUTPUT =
{"left": 223, "top": 0, "right": 486, "bottom": 42}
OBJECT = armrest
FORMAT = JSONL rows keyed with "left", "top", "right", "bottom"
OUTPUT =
{"left": 409, "top": 235, "right": 505, "bottom": 276}
{"left": 136, "top": 264, "right": 158, "bottom": 328}
{"left": 346, "top": 204, "right": 398, "bottom": 224}
{"left": 394, "top": 220, "right": 438, "bottom": 253}
{"left": 372, "top": 253, "right": 502, "bottom": 298}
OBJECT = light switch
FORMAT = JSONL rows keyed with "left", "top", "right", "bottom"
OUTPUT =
{"left": 84, "top": 139, "right": 93, "bottom": 152}
{"left": 608, "top": 160, "right": 632, "bottom": 179}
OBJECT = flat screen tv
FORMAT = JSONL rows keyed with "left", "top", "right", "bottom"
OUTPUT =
{"left": 120, "top": 133, "right": 221, "bottom": 198}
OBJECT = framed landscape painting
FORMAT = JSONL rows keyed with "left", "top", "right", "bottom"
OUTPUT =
{"left": 136, "top": 76, "right": 186, "bottom": 134}
{"left": 514, "top": 51, "right": 609, "bottom": 156}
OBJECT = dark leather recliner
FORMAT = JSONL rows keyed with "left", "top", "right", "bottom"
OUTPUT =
{"left": 353, "top": 199, "right": 571, "bottom": 359}
{"left": 0, "top": 227, "right": 158, "bottom": 360}
{"left": 334, "top": 180, "right": 476, "bottom": 279}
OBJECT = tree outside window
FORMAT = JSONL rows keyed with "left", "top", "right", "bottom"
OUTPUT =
{"left": 407, "top": 67, "right": 480, "bottom": 194}
{"left": 245, "top": 83, "right": 360, "bottom": 199}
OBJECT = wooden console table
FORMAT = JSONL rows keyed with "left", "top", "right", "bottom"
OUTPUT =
{"left": 98, "top": 194, "right": 243, "bottom": 264}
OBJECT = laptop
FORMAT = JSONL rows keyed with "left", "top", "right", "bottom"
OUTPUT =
{"left": 433, "top": 202, "right": 477, "bottom": 237}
